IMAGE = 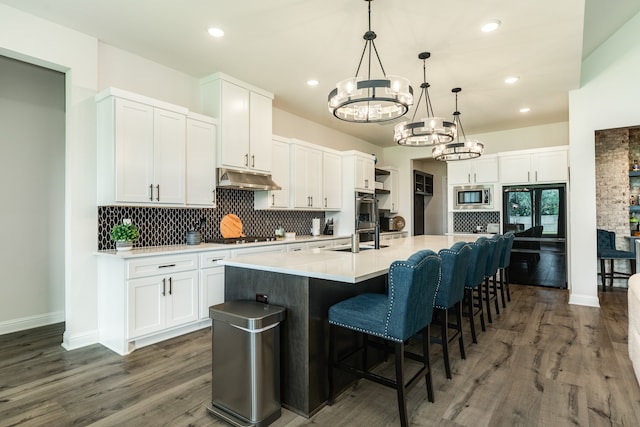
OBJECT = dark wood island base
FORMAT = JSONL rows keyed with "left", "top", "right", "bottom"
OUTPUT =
{"left": 224, "top": 266, "right": 387, "bottom": 417}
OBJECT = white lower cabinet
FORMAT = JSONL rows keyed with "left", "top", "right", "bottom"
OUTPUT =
{"left": 98, "top": 253, "right": 203, "bottom": 355}
{"left": 199, "top": 251, "right": 230, "bottom": 319}
{"left": 128, "top": 270, "right": 198, "bottom": 338}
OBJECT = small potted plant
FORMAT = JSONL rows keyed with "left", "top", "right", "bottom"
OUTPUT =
{"left": 110, "top": 219, "right": 139, "bottom": 251}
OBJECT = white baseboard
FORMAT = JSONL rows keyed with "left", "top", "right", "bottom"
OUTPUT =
{"left": 62, "top": 329, "right": 100, "bottom": 351}
{"left": 568, "top": 293, "right": 600, "bottom": 308}
{"left": 0, "top": 311, "right": 65, "bottom": 335}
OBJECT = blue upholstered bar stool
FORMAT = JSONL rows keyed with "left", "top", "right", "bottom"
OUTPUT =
{"left": 327, "top": 250, "right": 441, "bottom": 427}
{"left": 486, "top": 234, "right": 505, "bottom": 318}
{"left": 497, "top": 231, "right": 515, "bottom": 306}
{"left": 463, "top": 238, "right": 490, "bottom": 344}
{"left": 597, "top": 228, "right": 636, "bottom": 291}
{"left": 477, "top": 236, "right": 504, "bottom": 323}
{"left": 432, "top": 242, "right": 472, "bottom": 379}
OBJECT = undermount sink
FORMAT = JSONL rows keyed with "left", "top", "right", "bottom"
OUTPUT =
{"left": 330, "top": 244, "right": 388, "bottom": 252}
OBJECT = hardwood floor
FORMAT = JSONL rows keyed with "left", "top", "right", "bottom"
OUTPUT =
{"left": 1, "top": 285, "right": 639, "bottom": 426}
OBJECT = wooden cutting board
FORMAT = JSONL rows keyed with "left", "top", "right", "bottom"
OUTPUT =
{"left": 220, "top": 213, "right": 245, "bottom": 238}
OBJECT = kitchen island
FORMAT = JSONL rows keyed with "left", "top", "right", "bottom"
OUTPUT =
{"left": 221, "top": 235, "right": 470, "bottom": 417}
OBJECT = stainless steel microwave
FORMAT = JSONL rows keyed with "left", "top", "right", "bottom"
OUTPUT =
{"left": 453, "top": 185, "right": 493, "bottom": 209}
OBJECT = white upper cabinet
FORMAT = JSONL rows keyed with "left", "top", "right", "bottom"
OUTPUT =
{"left": 291, "top": 141, "right": 323, "bottom": 209}
{"left": 377, "top": 167, "right": 399, "bottom": 213}
{"left": 322, "top": 151, "right": 343, "bottom": 210}
{"left": 345, "top": 151, "right": 375, "bottom": 193}
{"left": 499, "top": 146, "right": 568, "bottom": 184}
{"left": 447, "top": 156, "right": 498, "bottom": 185}
{"left": 96, "top": 89, "right": 187, "bottom": 206}
{"left": 185, "top": 114, "right": 217, "bottom": 207}
{"left": 254, "top": 136, "right": 291, "bottom": 209}
{"left": 200, "top": 73, "right": 274, "bottom": 173}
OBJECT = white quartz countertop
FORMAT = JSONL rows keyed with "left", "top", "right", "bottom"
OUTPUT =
{"left": 94, "top": 234, "right": 352, "bottom": 259}
{"left": 221, "top": 234, "right": 473, "bottom": 283}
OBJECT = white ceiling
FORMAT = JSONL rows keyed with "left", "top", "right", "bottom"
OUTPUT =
{"left": 2, "top": 0, "right": 639, "bottom": 147}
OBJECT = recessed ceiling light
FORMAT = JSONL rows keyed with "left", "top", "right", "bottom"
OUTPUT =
{"left": 307, "top": 79, "right": 319, "bottom": 87}
{"left": 207, "top": 27, "right": 224, "bottom": 38}
{"left": 505, "top": 76, "right": 519, "bottom": 84}
{"left": 481, "top": 19, "right": 501, "bottom": 33}
{"left": 520, "top": 107, "right": 531, "bottom": 113}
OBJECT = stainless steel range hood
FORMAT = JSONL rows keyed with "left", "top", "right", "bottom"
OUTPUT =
{"left": 217, "top": 168, "right": 281, "bottom": 191}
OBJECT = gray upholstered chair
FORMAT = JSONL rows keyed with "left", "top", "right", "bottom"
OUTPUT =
{"left": 432, "top": 241, "right": 472, "bottom": 379}
{"left": 597, "top": 228, "right": 636, "bottom": 291}
{"left": 327, "top": 250, "right": 441, "bottom": 427}
{"left": 464, "top": 238, "right": 490, "bottom": 344}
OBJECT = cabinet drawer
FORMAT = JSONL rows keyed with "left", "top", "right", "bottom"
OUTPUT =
{"left": 127, "top": 254, "right": 198, "bottom": 279}
{"left": 200, "top": 250, "right": 231, "bottom": 268}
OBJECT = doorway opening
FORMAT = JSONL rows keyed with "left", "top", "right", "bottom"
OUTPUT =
{"left": 503, "top": 184, "right": 567, "bottom": 288}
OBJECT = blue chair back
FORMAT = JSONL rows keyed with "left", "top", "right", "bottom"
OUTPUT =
{"left": 484, "top": 235, "right": 504, "bottom": 277}
{"left": 498, "top": 231, "right": 516, "bottom": 269}
{"left": 435, "top": 242, "right": 472, "bottom": 309}
{"left": 597, "top": 229, "right": 615, "bottom": 254}
{"left": 465, "top": 238, "right": 490, "bottom": 289}
{"left": 386, "top": 249, "right": 441, "bottom": 341}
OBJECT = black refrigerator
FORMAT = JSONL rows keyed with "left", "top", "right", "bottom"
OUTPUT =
{"left": 502, "top": 184, "right": 567, "bottom": 288}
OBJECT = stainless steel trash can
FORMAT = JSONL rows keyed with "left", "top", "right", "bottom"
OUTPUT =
{"left": 207, "top": 301, "right": 286, "bottom": 427}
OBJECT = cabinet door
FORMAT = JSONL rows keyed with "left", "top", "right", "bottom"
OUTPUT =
{"left": 153, "top": 108, "right": 186, "bottom": 204}
{"left": 128, "top": 276, "right": 165, "bottom": 338}
{"left": 186, "top": 118, "right": 216, "bottom": 206}
{"left": 323, "top": 151, "right": 342, "bottom": 210}
{"left": 200, "top": 266, "right": 225, "bottom": 319}
{"left": 249, "top": 92, "right": 272, "bottom": 172}
{"left": 270, "top": 138, "right": 290, "bottom": 208}
{"left": 292, "top": 145, "right": 321, "bottom": 208}
{"left": 499, "top": 154, "right": 533, "bottom": 184}
{"left": 473, "top": 157, "right": 499, "bottom": 183}
{"left": 115, "top": 99, "right": 155, "bottom": 203}
{"left": 386, "top": 168, "right": 399, "bottom": 213}
{"left": 308, "top": 148, "right": 323, "bottom": 208}
{"left": 532, "top": 150, "right": 568, "bottom": 183}
{"left": 355, "top": 156, "right": 375, "bottom": 192}
{"left": 447, "top": 162, "right": 471, "bottom": 185}
{"left": 292, "top": 145, "right": 310, "bottom": 208}
{"left": 220, "top": 81, "right": 250, "bottom": 169}
{"left": 165, "top": 271, "right": 199, "bottom": 328}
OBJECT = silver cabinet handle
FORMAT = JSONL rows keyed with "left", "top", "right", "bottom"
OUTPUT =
{"left": 212, "top": 190, "right": 216, "bottom": 205}
{"left": 324, "top": 197, "right": 327, "bottom": 208}
{"left": 364, "top": 179, "right": 369, "bottom": 188}
{"left": 527, "top": 171, "right": 530, "bottom": 182}
{"left": 156, "top": 184, "right": 160, "bottom": 201}
{"left": 251, "top": 155, "right": 255, "bottom": 168}
{"left": 474, "top": 173, "right": 477, "bottom": 183}
{"left": 535, "top": 171, "right": 538, "bottom": 181}
{"left": 468, "top": 173, "right": 471, "bottom": 183}
{"left": 272, "top": 193, "right": 275, "bottom": 206}
{"left": 310, "top": 196, "right": 313, "bottom": 206}
{"left": 244, "top": 153, "right": 249, "bottom": 167}
{"left": 149, "top": 184, "right": 153, "bottom": 201}
{"left": 169, "top": 277, "right": 172, "bottom": 295}
{"left": 162, "top": 278, "right": 166, "bottom": 296}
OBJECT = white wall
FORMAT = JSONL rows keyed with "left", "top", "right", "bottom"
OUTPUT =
{"left": 0, "top": 56, "right": 65, "bottom": 332}
{"left": 568, "top": 10, "right": 640, "bottom": 307}
{"left": 382, "top": 122, "right": 569, "bottom": 235}
{"left": 273, "top": 108, "right": 382, "bottom": 157}
{"left": 0, "top": 3, "right": 99, "bottom": 348}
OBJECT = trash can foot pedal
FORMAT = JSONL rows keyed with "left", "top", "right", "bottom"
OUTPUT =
{"left": 207, "top": 402, "right": 281, "bottom": 427}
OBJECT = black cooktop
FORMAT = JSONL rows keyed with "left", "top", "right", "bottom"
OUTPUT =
{"left": 206, "top": 236, "right": 277, "bottom": 244}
